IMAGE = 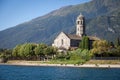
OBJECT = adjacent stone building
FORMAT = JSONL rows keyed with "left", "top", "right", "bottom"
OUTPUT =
{"left": 52, "top": 13, "right": 99, "bottom": 50}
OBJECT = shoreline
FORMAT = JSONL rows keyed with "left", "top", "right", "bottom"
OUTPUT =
{"left": 0, "top": 60, "right": 120, "bottom": 68}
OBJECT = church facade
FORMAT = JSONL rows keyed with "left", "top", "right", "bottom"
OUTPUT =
{"left": 52, "top": 13, "right": 99, "bottom": 50}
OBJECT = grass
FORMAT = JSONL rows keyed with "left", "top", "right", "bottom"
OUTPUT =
{"left": 47, "top": 60, "right": 86, "bottom": 64}
{"left": 85, "top": 60, "right": 120, "bottom": 64}
{"left": 7, "top": 59, "right": 85, "bottom": 65}
{"left": 7, "top": 59, "right": 120, "bottom": 65}
{"left": 7, "top": 60, "right": 47, "bottom": 64}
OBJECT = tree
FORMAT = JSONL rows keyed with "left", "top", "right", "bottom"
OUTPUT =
{"left": 51, "top": 47, "right": 58, "bottom": 55}
{"left": 0, "top": 53, "right": 8, "bottom": 63}
{"left": 85, "top": 36, "right": 90, "bottom": 50}
{"left": 44, "top": 47, "right": 51, "bottom": 60}
{"left": 43, "top": 46, "right": 58, "bottom": 60}
{"left": 12, "top": 45, "right": 21, "bottom": 58}
{"left": 115, "top": 37, "right": 120, "bottom": 47}
{"left": 91, "top": 40, "right": 109, "bottom": 57}
{"left": 12, "top": 43, "right": 57, "bottom": 60}
{"left": 23, "top": 43, "right": 35, "bottom": 60}
{"left": 116, "top": 46, "right": 120, "bottom": 56}
{"left": 79, "top": 36, "right": 85, "bottom": 49}
{"left": 34, "top": 43, "right": 47, "bottom": 60}
{"left": 79, "top": 36, "right": 90, "bottom": 50}
{"left": 108, "top": 41, "right": 114, "bottom": 48}
{"left": 18, "top": 44, "right": 26, "bottom": 59}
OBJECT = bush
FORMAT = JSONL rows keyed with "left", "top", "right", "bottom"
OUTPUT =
{"left": 0, "top": 54, "right": 8, "bottom": 63}
{"left": 69, "top": 49, "right": 92, "bottom": 61}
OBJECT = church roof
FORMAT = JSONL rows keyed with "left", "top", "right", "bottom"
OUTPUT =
{"left": 64, "top": 32, "right": 100, "bottom": 41}
{"left": 79, "top": 13, "right": 84, "bottom": 18}
{"left": 66, "top": 34, "right": 82, "bottom": 40}
{"left": 77, "top": 13, "right": 84, "bottom": 19}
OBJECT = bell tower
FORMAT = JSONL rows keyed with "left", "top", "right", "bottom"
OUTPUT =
{"left": 76, "top": 13, "right": 85, "bottom": 37}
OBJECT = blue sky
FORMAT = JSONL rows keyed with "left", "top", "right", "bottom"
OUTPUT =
{"left": 0, "top": 0, "right": 91, "bottom": 31}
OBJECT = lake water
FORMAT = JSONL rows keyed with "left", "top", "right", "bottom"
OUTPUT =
{"left": 0, "top": 64, "right": 120, "bottom": 80}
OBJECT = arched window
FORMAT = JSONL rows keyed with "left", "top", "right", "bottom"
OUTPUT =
{"left": 77, "top": 21, "right": 80, "bottom": 24}
{"left": 81, "top": 21, "right": 82, "bottom": 24}
{"left": 61, "top": 39, "right": 64, "bottom": 45}
{"left": 81, "top": 20, "right": 83, "bottom": 25}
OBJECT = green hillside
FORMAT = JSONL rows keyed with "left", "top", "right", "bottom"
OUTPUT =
{"left": 0, "top": 0, "right": 120, "bottom": 48}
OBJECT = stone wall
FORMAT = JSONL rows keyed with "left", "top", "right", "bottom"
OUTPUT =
{"left": 52, "top": 32, "right": 70, "bottom": 49}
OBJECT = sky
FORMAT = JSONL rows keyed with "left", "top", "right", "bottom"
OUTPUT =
{"left": 0, "top": 0, "right": 91, "bottom": 31}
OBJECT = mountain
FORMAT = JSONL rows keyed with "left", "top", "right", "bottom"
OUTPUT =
{"left": 0, "top": 0, "right": 120, "bottom": 49}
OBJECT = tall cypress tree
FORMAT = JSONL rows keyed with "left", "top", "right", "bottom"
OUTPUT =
{"left": 82, "top": 36, "right": 85, "bottom": 49}
{"left": 85, "top": 36, "right": 89, "bottom": 50}
{"left": 79, "top": 36, "right": 90, "bottom": 50}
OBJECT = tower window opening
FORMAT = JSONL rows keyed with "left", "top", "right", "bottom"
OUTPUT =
{"left": 77, "top": 21, "right": 80, "bottom": 24}
{"left": 81, "top": 21, "right": 83, "bottom": 24}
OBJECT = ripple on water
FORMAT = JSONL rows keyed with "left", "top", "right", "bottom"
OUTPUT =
{"left": 0, "top": 65, "right": 120, "bottom": 80}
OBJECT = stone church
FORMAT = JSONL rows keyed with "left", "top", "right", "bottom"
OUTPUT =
{"left": 52, "top": 13, "right": 99, "bottom": 50}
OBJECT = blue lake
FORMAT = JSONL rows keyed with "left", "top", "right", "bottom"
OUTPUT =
{"left": 0, "top": 64, "right": 120, "bottom": 80}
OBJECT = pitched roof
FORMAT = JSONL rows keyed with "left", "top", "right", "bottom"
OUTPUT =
{"left": 66, "top": 34, "right": 82, "bottom": 40}
{"left": 61, "top": 32, "right": 100, "bottom": 40}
